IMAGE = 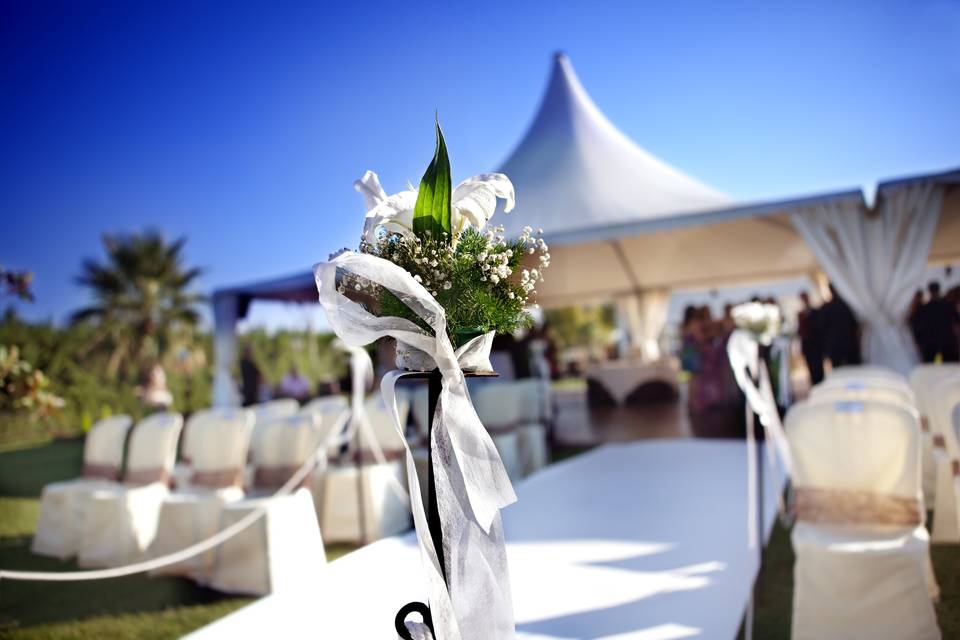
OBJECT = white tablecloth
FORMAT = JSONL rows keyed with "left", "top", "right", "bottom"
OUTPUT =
{"left": 188, "top": 440, "right": 784, "bottom": 640}
{"left": 585, "top": 360, "right": 679, "bottom": 406}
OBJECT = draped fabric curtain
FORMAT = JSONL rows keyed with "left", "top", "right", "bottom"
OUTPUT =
{"left": 212, "top": 292, "right": 241, "bottom": 407}
{"left": 790, "top": 183, "right": 943, "bottom": 375}
{"left": 616, "top": 289, "right": 671, "bottom": 361}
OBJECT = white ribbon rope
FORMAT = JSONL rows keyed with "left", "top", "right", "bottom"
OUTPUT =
{"left": 727, "top": 330, "right": 792, "bottom": 640}
{"left": 0, "top": 411, "right": 353, "bottom": 583}
{"left": 316, "top": 251, "right": 516, "bottom": 640}
{"left": 339, "top": 342, "right": 410, "bottom": 506}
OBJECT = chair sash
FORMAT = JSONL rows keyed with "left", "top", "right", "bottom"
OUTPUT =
{"left": 124, "top": 467, "right": 171, "bottom": 486}
{"left": 795, "top": 487, "right": 922, "bottom": 527}
{"left": 191, "top": 467, "right": 243, "bottom": 488}
{"left": 253, "top": 465, "right": 313, "bottom": 490}
{"left": 486, "top": 423, "right": 518, "bottom": 437}
{"left": 82, "top": 463, "right": 120, "bottom": 481}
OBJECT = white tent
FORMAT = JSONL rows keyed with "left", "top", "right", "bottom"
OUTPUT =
{"left": 212, "top": 54, "right": 960, "bottom": 404}
{"left": 498, "top": 54, "right": 960, "bottom": 368}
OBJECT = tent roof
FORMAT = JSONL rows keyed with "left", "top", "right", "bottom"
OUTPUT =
{"left": 498, "top": 53, "right": 732, "bottom": 238}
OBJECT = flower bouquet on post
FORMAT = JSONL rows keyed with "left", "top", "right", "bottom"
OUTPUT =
{"left": 314, "top": 118, "right": 548, "bottom": 640}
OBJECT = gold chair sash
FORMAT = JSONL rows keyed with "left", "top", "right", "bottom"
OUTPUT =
{"left": 795, "top": 487, "right": 922, "bottom": 527}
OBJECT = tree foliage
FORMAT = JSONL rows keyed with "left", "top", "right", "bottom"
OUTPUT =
{"left": 72, "top": 231, "right": 204, "bottom": 379}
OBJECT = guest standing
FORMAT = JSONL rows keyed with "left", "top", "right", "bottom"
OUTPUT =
{"left": 239, "top": 346, "right": 263, "bottom": 407}
{"left": 277, "top": 365, "right": 311, "bottom": 402}
{"left": 916, "top": 281, "right": 960, "bottom": 362}
{"left": 820, "top": 284, "right": 862, "bottom": 368}
{"left": 797, "top": 292, "right": 825, "bottom": 385}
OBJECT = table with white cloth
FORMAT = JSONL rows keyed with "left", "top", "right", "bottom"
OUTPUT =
{"left": 188, "top": 440, "right": 784, "bottom": 640}
{"left": 585, "top": 359, "right": 679, "bottom": 406}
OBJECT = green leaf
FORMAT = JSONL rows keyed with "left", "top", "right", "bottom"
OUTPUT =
{"left": 413, "top": 118, "right": 452, "bottom": 240}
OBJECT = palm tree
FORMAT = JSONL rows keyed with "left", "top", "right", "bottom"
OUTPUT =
{"left": 72, "top": 231, "right": 204, "bottom": 379}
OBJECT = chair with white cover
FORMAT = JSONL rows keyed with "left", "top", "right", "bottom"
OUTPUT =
{"left": 408, "top": 384, "right": 432, "bottom": 509}
{"left": 513, "top": 378, "right": 551, "bottom": 476}
{"left": 829, "top": 364, "right": 908, "bottom": 384}
{"left": 911, "top": 364, "right": 960, "bottom": 503}
{"left": 318, "top": 394, "right": 411, "bottom": 543}
{"left": 149, "top": 407, "right": 253, "bottom": 581}
{"left": 928, "top": 374, "right": 960, "bottom": 543}
{"left": 248, "top": 399, "right": 300, "bottom": 452}
{"left": 809, "top": 380, "right": 915, "bottom": 408}
{"left": 318, "top": 395, "right": 411, "bottom": 543}
{"left": 301, "top": 394, "right": 349, "bottom": 417}
{"left": 208, "top": 414, "right": 326, "bottom": 595}
{"left": 31, "top": 415, "right": 134, "bottom": 559}
{"left": 76, "top": 411, "right": 184, "bottom": 567}
{"left": 472, "top": 382, "right": 523, "bottom": 482}
{"left": 786, "top": 399, "right": 940, "bottom": 640}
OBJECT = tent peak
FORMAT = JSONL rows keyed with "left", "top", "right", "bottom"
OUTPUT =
{"left": 498, "top": 54, "right": 732, "bottom": 237}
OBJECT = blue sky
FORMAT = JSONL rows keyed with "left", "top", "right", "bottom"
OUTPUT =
{"left": 2, "top": 0, "right": 958, "bottom": 330}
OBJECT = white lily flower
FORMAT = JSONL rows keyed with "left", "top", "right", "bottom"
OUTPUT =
{"left": 450, "top": 173, "right": 515, "bottom": 234}
{"left": 354, "top": 170, "right": 515, "bottom": 243}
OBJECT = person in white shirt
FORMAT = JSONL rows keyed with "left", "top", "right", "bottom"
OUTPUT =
{"left": 277, "top": 365, "right": 311, "bottom": 401}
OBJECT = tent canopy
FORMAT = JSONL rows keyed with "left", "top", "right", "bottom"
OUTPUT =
{"left": 210, "top": 53, "right": 960, "bottom": 401}
{"left": 498, "top": 55, "right": 960, "bottom": 307}
{"left": 499, "top": 53, "right": 732, "bottom": 239}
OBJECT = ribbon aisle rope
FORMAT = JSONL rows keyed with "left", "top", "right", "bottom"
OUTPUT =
{"left": 316, "top": 251, "right": 516, "bottom": 640}
{"left": 340, "top": 342, "right": 410, "bottom": 506}
{"left": 726, "top": 330, "right": 792, "bottom": 640}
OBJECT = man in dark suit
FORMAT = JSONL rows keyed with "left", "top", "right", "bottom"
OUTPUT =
{"left": 820, "top": 284, "right": 862, "bottom": 368}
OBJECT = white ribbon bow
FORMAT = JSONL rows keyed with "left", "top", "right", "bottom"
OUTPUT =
{"left": 315, "top": 251, "right": 516, "bottom": 640}
{"left": 726, "top": 330, "right": 792, "bottom": 547}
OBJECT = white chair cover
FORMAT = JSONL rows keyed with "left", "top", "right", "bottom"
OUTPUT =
{"left": 819, "top": 374, "right": 914, "bottom": 401}
{"left": 929, "top": 374, "right": 960, "bottom": 543}
{"left": 358, "top": 394, "right": 409, "bottom": 454}
{"left": 410, "top": 385, "right": 431, "bottom": 442}
{"left": 829, "top": 364, "right": 907, "bottom": 383}
{"left": 249, "top": 399, "right": 301, "bottom": 464}
{"left": 31, "top": 415, "right": 134, "bottom": 559}
{"left": 317, "top": 395, "right": 412, "bottom": 543}
{"left": 300, "top": 395, "right": 351, "bottom": 458}
{"left": 77, "top": 412, "right": 184, "bottom": 567}
{"left": 810, "top": 381, "right": 915, "bottom": 408}
{"left": 150, "top": 408, "right": 253, "bottom": 581}
{"left": 472, "top": 382, "right": 523, "bottom": 482}
{"left": 513, "top": 379, "right": 550, "bottom": 476}
{"left": 209, "top": 415, "right": 326, "bottom": 595}
{"left": 911, "top": 364, "right": 960, "bottom": 503}
{"left": 786, "top": 399, "right": 940, "bottom": 640}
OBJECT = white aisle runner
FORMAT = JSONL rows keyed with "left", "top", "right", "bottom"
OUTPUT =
{"left": 188, "top": 440, "right": 784, "bottom": 640}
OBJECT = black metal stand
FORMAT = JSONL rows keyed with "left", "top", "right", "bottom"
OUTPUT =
{"left": 394, "top": 369, "right": 497, "bottom": 640}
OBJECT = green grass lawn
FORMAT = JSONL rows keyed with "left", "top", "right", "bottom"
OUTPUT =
{"left": 4, "top": 439, "right": 960, "bottom": 639}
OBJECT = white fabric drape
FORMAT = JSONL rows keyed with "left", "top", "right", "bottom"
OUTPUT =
{"left": 615, "top": 290, "right": 670, "bottom": 361}
{"left": 212, "top": 293, "right": 241, "bottom": 407}
{"left": 637, "top": 289, "right": 670, "bottom": 361}
{"left": 790, "top": 183, "right": 942, "bottom": 375}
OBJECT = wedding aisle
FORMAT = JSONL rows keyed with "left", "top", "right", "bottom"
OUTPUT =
{"left": 188, "top": 439, "right": 784, "bottom": 640}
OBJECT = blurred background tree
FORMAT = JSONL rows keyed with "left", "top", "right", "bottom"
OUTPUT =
{"left": 544, "top": 304, "right": 616, "bottom": 353}
{"left": 71, "top": 231, "right": 204, "bottom": 380}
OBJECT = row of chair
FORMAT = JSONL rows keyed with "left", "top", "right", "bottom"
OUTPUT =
{"left": 31, "top": 379, "right": 554, "bottom": 595}
{"left": 786, "top": 363, "right": 959, "bottom": 639}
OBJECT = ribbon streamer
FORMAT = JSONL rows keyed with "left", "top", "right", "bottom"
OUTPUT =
{"left": 316, "top": 251, "right": 516, "bottom": 640}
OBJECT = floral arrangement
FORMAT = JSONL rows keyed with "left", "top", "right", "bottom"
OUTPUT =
{"left": 337, "top": 120, "right": 549, "bottom": 347}
{"left": 731, "top": 301, "right": 781, "bottom": 346}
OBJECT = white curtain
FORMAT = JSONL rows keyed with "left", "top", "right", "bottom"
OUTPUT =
{"left": 615, "top": 290, "right": 670, "bottom": 361}
{"left": 212, "top": 293, "right": 241, "bottom": 407}
{"left": 638, "top": 289, "right": 670, "bottom": 361}
{"left": 790, "top": 183, "right": 942, "bottom": 375}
